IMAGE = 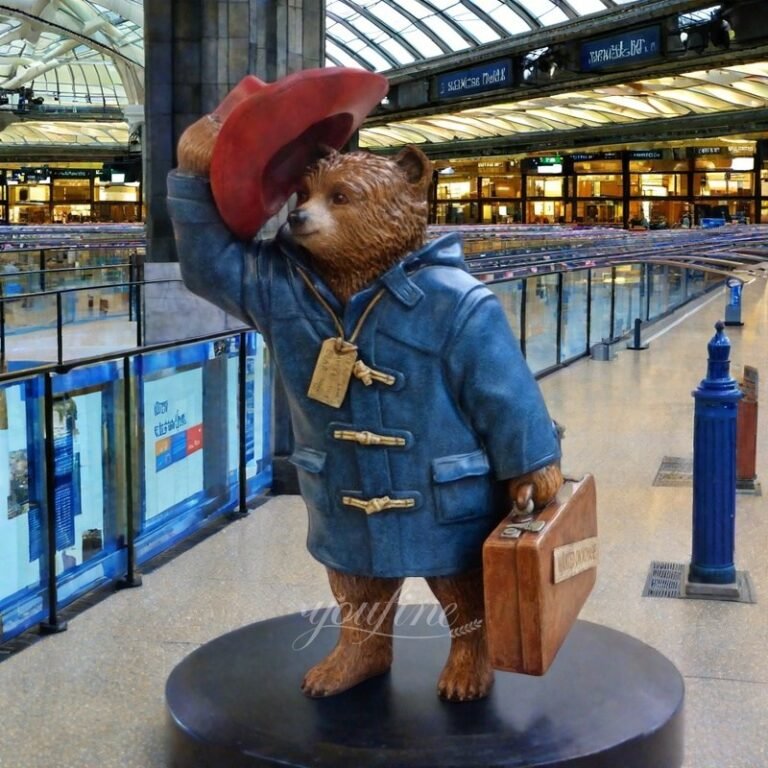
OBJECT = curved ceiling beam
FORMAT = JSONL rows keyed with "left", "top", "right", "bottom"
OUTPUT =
{"left": 0, "top": 2, "right": 143, "bottom": 66}
{"left": 549, "top": 0, "right": 580, "bottom": 22}
{"left": 366, "top": 0, "right": 454, "bottom": 56}
{"left": 459, "top": 0, "right": 508, "bottom": 40}
{"left": 331, "top": 1, "right": 423, "bottom": 63}
{"left": 497, "top": 0, "right": 540, "bottom": 30}
{"left": 326, "top": 11, "right": 401, "bottom": 70}
{"left": 409, "top": 0, "right": 481, "bottom": 47}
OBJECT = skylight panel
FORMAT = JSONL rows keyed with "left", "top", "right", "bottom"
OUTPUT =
{"left": 327, "top": 1, "right": 358, "bottom": 19}
{"left": 393, "top": 0, "right": 472, "bottom": 48}
{"left": 366, "top": 3, "right": 444, "bottom": 57}
{"left": 326, "top": 35, "right": 391, "bottom": 70}
{"left": 367, "top": 1, "right": 411, "bottom": 30}
{"left": 515, "top": 0, "right": 568, "bottom": 24}
{"left": 379, "top": 36, "right": 417, "bottom": 64}
{"left": 472, "top": 0, "right": 531, "bottom": 34}
{"left": 566, "top": 0, "right": 608, "bottom": 14}
{"left": 444, "top": 8, "right": 499, "bottom": 44}
{"left": 326, "top": 40, "right": 368, "bottom": 68}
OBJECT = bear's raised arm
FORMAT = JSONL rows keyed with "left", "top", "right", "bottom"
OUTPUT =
{"left": 167, "top": 168, "right": 259, "bottom": 327}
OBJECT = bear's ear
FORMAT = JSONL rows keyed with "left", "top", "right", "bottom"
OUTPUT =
{"left": 393, "top": 145, "right": 432, "bottom": 192}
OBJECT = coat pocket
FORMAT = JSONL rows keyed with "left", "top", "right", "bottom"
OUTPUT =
{"left": 431, "top": 449, "right": 492, "bottom": 524}
{"left": 289, "top": 446, "right": 328, "bottom": 511}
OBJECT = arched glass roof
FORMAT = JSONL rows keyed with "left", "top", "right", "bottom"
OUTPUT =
{"left": 0, "top": 0, "right": 757, "bottom": 150}
{"left": 0, "top": 0, "right": 143, "bottom": 146}
{"left": 325, "top": 0, "right": 637, "bottom": 72}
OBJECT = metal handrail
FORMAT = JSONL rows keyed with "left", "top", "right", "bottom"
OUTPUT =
{"left": 0, "top": 277, "right": 199, "bottom": 371}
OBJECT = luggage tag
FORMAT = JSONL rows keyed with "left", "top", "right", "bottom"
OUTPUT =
{"left": 307, "top": 338, "right": 358, "bottom": 408}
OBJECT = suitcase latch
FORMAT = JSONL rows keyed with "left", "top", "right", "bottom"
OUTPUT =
{"left": 501, "top": 520, "right": 547, "bottom": 538}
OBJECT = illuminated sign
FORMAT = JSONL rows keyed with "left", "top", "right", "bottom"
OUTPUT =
{"left": 436, "top": 59, "right": 512, "bottom": 100}
{"left": 581, "top": 26, "right": 661, "bottom": 71}
{"left": 51, "top": 169, "right": 94, "bottom": 179}
{"left": 571, "top": 151, "right": 621, "bottom": 162}
{"left": 628, "top": 150, "right": 663, "bottom": 160}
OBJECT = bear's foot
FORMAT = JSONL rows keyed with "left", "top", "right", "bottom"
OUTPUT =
{"left": 301, "top": 641, "right": 393, "bottom": 697}
{"left": 437, "top": 639, "right": 494, "bottom": 701}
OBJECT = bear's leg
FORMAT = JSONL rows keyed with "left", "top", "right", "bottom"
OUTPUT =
{"left": 301, "top": 568, "right": 403, "bottom": 697}
{"left": 426, "top": 569, "right": 493, "bottom": 701}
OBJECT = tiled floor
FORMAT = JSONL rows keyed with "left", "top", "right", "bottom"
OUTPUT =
{"left": 1, "top": 280, "right": 766, "bottom": 767}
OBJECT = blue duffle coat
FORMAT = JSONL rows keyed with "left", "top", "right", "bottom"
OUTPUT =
{"left": 167, "top": 171, "right": 560, "bottom": 577}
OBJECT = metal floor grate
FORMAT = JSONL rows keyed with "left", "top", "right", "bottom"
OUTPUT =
{"left": 643, "top": 561, "right": 685, "bottom": 598}
{"left": 653, "top": 456, "right": 692, "bottom": 487}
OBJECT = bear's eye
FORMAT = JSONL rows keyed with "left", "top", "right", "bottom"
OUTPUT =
{"left": 331, "top": 191, "right": 349, "bottom": 205}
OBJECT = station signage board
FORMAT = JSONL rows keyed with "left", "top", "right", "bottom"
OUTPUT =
{"left": 436, "top": 59, "right": 512, "bottom": 100}
{"left": 571, "top": 151, "right": 621, "bottom": 162}
{"left": 692, "top": 145, "right": 753, "bottom": 157}
{"left": 580, "top": 25, "right": 661, "bottom": 72}
{"left": 522, "top": 156, "right": 564, "bottom": 173}
{"left": 628, "top": 149, "right": 664, "bottom": 160}
{"left": 51, "top": 168, "right": 94, "bottom": 179}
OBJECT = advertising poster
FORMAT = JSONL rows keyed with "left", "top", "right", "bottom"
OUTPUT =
{"left": 0, "top": 383, "right": 43, "bottom": 602}
{"left": 247, "top": 334, "right": 265, "bottom": 475}
{"left": 143, "top": 367, "right": 204, "bottom": 523}
{"left": 52, "top": 399, "right": 77, "bottom": 551}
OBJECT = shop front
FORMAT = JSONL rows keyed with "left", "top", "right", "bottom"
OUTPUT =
{"left": 0, "top": 161, "right": 143, "bottom": 225}
{"left": 428, "top": 141, "right": 762, "bottom": 228}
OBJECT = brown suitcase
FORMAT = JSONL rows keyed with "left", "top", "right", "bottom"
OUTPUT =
{"left": 483, "top": 474, "right": 598, "bottom": 676}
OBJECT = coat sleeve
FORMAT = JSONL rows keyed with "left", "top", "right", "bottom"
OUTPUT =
{"left": 443, "top": 286, "right": 561, "bottom": 480}
{"left": 166, "top": 170, "right": 269, "bottom": 327}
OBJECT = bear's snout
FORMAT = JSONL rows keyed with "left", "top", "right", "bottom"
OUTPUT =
{"left": 287, "top": 208, "right": 310, "bottom": 232}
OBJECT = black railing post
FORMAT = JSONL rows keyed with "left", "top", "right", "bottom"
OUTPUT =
{"left": 40, "top": 372, "right": 68, "bottom": 635}
{"left": 128, "top": 263, "right": 135, "bottom": 322}
{"left": 56, "top": 292, "right": 64, "bottom": 365}
{"left": 136, "top": 282, "right": 143, "bottom": 347}
{"left": 237, "top": 331, "right": 249, "bottom": 517}
{"left": 0, "top": 296, "right": 5, "bottom": 367}
{"left": 117, "top": 356, "right": 142, "bottom": 589}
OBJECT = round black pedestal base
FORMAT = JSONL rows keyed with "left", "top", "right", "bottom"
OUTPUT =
{"left": 166, "top": 608, "right": 684, "bottom": 768}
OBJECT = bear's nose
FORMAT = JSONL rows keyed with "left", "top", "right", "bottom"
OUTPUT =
{"left": 288, "top": 208, "right": 309, "bottom": 229}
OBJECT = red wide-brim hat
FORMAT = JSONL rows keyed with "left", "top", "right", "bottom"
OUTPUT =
{"left": 210, "top": 67, "right": 389, "bottom": 240}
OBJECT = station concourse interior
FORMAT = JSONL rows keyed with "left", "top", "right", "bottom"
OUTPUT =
{"left": 1, "top": 276, "right": 766, "bottom": 768}
{"left": 1, "top": 1, "right": 768, "bottom": 767}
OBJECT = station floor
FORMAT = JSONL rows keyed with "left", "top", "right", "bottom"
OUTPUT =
{"left": 1, "top": 278, "right": 767, "bottom": 768}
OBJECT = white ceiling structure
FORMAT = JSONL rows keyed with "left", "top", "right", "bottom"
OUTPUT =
{"left": 0, "top": 0, "right": 763, "bottom": 151}
{"left": 0, "top": 0, "right": 142, "bottom": 145}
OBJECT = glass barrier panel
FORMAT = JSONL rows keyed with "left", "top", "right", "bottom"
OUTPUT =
{"left": 560, "top": 270, "right": 589, "bottom": 362}
{"left": 667, "top": 266, "right": 685, "bottom": 309}
{"left": 589, "top": 267, "right": 613, "bottom": 347}
{"left": 613, "top": 264, "right": 644, "bottom": 337}
{"left": 687, "top": 269, "right": 707, "bottom": 299}
{"left": 4, "top": 292, "right": 57, "bottom": 339}
{"left": 525, "top": 274, "right": 559, "bottom": 372}
{"left": 648, "top": 264, "right": 670, "bottom": 320}
{"left": 0, "top": 376, "right": 48, "bottom": 641}
{"left": 135, "top": 334, "right": 270, "bottom": 564}
{"left": 243, "top": 332, "right": 272, "bottom": 497}
{"left": 60, "top": 286, "right": 136, "bottom": 361}
{"left": 489, "top": 281, "right": 523, "bottom": 340}
{"left": 50, "top": 363, "right": 128, "bottom": 608}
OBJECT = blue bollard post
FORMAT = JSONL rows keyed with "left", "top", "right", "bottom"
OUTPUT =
{"left": 724, "top": 278, "right": 744, "bottom": 327}
{"left": 687, "top": 321, "right": 743, "bottom": 590}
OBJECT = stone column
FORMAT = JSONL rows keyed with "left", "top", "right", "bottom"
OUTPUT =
{"left": 143, "top": 0, "right": 324, "bottom": 342}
